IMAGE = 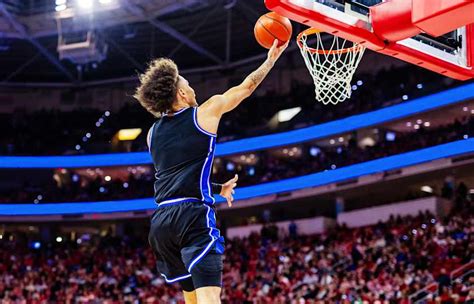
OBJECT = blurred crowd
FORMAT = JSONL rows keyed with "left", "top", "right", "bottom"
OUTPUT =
{"left": 1, "top": 113, "right": 472, "bottom": 204}
{"left": 0, "top": 203, "right": 472, "bottom": 303}
{"left": 1, "top": 64, "right": 457, "bottom": 156}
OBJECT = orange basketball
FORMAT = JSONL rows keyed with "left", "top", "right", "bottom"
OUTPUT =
{"left": 254, "top": 12, "right": 292, "bottom": 49}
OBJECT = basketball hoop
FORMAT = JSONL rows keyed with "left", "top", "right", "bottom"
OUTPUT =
{"left": 297, "top": 28, "right": 366, "bottom": 105}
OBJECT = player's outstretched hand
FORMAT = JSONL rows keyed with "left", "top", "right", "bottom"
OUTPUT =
{"left": 267, "top": 39, "right": 289, "bottom": 64}
{"left": 220, "top": 174, "right": 238, "bottom": 207}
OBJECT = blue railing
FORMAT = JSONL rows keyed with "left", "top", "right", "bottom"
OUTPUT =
{"left": 1, "top": 138, "right": 473, "bottom": 215}
{"left": 1, "top": 83, "right": 474, "bottom": 169}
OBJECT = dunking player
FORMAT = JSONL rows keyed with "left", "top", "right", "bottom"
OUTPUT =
{"left": 134, "top": 40, "right": 288, "bottom": 303}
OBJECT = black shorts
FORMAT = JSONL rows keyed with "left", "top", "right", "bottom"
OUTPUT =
{"left": 148, "top": 200, "right": 225, "bottom": 289}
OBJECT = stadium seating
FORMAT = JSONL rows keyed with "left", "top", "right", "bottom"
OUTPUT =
{"left": 0, "top": 199, "right": 471, "bottom": 303}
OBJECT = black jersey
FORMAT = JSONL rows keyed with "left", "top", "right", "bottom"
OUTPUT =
{"left": 148, "top": 107, "right": 217, "bottom": 207}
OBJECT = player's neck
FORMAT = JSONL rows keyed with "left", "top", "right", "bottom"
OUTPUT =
{"left": 171, "top": 100, "right": 191, "bottom": 113}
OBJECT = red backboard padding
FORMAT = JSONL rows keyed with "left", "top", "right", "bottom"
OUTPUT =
{"left": 412, "top": 0, "right": 474, "bottom": 37}
{"left": 370, "top": 0, "right": 421, "bottom": 42}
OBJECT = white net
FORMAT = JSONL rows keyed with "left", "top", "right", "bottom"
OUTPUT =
{"left": 297, "top": 29, "right": 366, "bottom": 105}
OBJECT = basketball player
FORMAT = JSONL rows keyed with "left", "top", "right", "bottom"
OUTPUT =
{"left": 134, "top": 40, "right": 288, "bottom": 304}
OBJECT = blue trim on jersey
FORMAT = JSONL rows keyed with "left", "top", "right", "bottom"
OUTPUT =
{"left": 193, "top": 107, "right": 217, "bottom": 137}
{"left": 200, "top": 137, "right": 216, "bottom": 204}
{"left": 161, "top": 273, "right": 192, "bottom": 283}
{"left": 163, "top": 107, "right": 189, "bottom": 117}
{"left": 147, "top": 122, "right": 156, "bottom": 153}
{"left": 187, "top": 205, "right": 220, "bottom": 272}
{"left": 156, "top": 197, "right": 202, "bottom": 208}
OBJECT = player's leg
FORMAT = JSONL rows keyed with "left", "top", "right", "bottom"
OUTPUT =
{"left": 180, "top": 277, "right": 197, "bottom": 304}
{"left": 183, "top": 291, "right": 197, "bottom": 304}
{"left": 195, "top": 286, "right": 221, "bottom": 304}
{"left": 190, "top": 252, "right": 223, "bottom": 304}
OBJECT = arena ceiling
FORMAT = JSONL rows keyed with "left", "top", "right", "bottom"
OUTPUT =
{"left": 0, "top": 0, "right": 302, "bottom": 86}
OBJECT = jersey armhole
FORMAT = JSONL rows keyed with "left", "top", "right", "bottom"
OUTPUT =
{"left": 147, "top": 122, "right": 156, "bottom": 152}
{"left": 193, "top": 107, "right": 217, "bottom": 137}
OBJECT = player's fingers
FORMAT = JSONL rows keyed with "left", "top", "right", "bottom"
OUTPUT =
{"left": 232, "top": 189, "right": 235, "bottom": 195}
{"left": 233, "top": 174, "right": 239, "bottom": 181}
{"left": 269, "top": 39, "right": 278, "bottom": 52}
{"left": 227, "top": 197, "right": 232, "bottom": 207}
{"left": 232, "top": 183, "right": 237, "bottom": 188}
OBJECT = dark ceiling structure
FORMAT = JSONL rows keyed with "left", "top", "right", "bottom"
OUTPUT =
{"left": 0, "top": 0, "right": 301, "bottom": 86}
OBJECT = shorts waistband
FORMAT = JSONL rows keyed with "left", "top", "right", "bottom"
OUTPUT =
{"left": 156, "top": 197, "right": 206, "bottom": 208}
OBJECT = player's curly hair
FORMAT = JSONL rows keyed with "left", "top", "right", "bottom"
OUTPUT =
{"left": 134, "top": 58, "right": 179, "bottom": 117}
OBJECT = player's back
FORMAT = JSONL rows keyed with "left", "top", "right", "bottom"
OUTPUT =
{"left": 149, "top": 107, "right": 217, "bottom": 206}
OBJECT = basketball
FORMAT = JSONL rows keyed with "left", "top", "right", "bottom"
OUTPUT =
{"left": 254, "top": 12, "right": 292, "bottom": 49}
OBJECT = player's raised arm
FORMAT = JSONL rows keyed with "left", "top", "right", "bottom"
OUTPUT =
{"left": 200, "top": 39, "right": 289, "bottom": 118}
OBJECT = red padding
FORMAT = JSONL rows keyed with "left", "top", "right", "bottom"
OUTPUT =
{"left": 467, "top": 24, "right": 474, "bottom": 68}
{"left": 412, "top": 0, "right": 474, "bottom": 37}
{"left": 370, "top": 0, "right": 421, "bottom": 42}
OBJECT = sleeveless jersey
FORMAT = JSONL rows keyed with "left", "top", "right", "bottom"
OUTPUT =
{"left": 148, "top": 107, "right": 217, "bottom": 206}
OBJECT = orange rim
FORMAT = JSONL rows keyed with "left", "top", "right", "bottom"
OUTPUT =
{"left": 296, "top": 28, "right": 364, "bottom": 55}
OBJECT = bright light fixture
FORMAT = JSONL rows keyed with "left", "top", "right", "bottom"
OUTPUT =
{"left": 99, "top": 0, "right": 113, "bottom": 3}
{"left": 56, "top": 236, "right": 63, "bottom": 243}
{"left": 421, "top": 185, "right": 433, "bottom": 193}
{"left": 56, "top": 0, "right": 66, "bottom": 4}
{"left": 117, "top": 128, "right": 142, "bottom": 141}
{"left": 55, "top": 4, "right": 67, "bottom": 11}
{"left": 77, "top": 0, "right": 93, "bottom": 9}
{"left": 277, "top": 107, "right": 301, "bottom": 122}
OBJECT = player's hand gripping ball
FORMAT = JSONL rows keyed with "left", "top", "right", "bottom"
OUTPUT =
{"left": 254, "top": 12, "right": 292, "bottom": 49}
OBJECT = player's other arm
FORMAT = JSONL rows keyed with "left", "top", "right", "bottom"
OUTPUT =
{"left": 200, "top": 39, "right": 289, "bottom": 120}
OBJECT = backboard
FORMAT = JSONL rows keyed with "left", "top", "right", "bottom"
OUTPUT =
{"left": 265, "top": 0, "right": 474, "bottom": 80}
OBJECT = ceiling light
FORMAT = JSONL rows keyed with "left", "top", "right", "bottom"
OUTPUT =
{"left": 55, "top": 4, "right": 67, "bottom": 11}
{"left": 421, "top": 185, "right": 433, "bottom": 193}
{"left": 423, "top": 121, "right": 430, "bottom": 127}
{"left": 276, "top": 107, "right": 301, "bottom": 122}
{"left": 116, "top": 128, "right": 142, "bottom": 141}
